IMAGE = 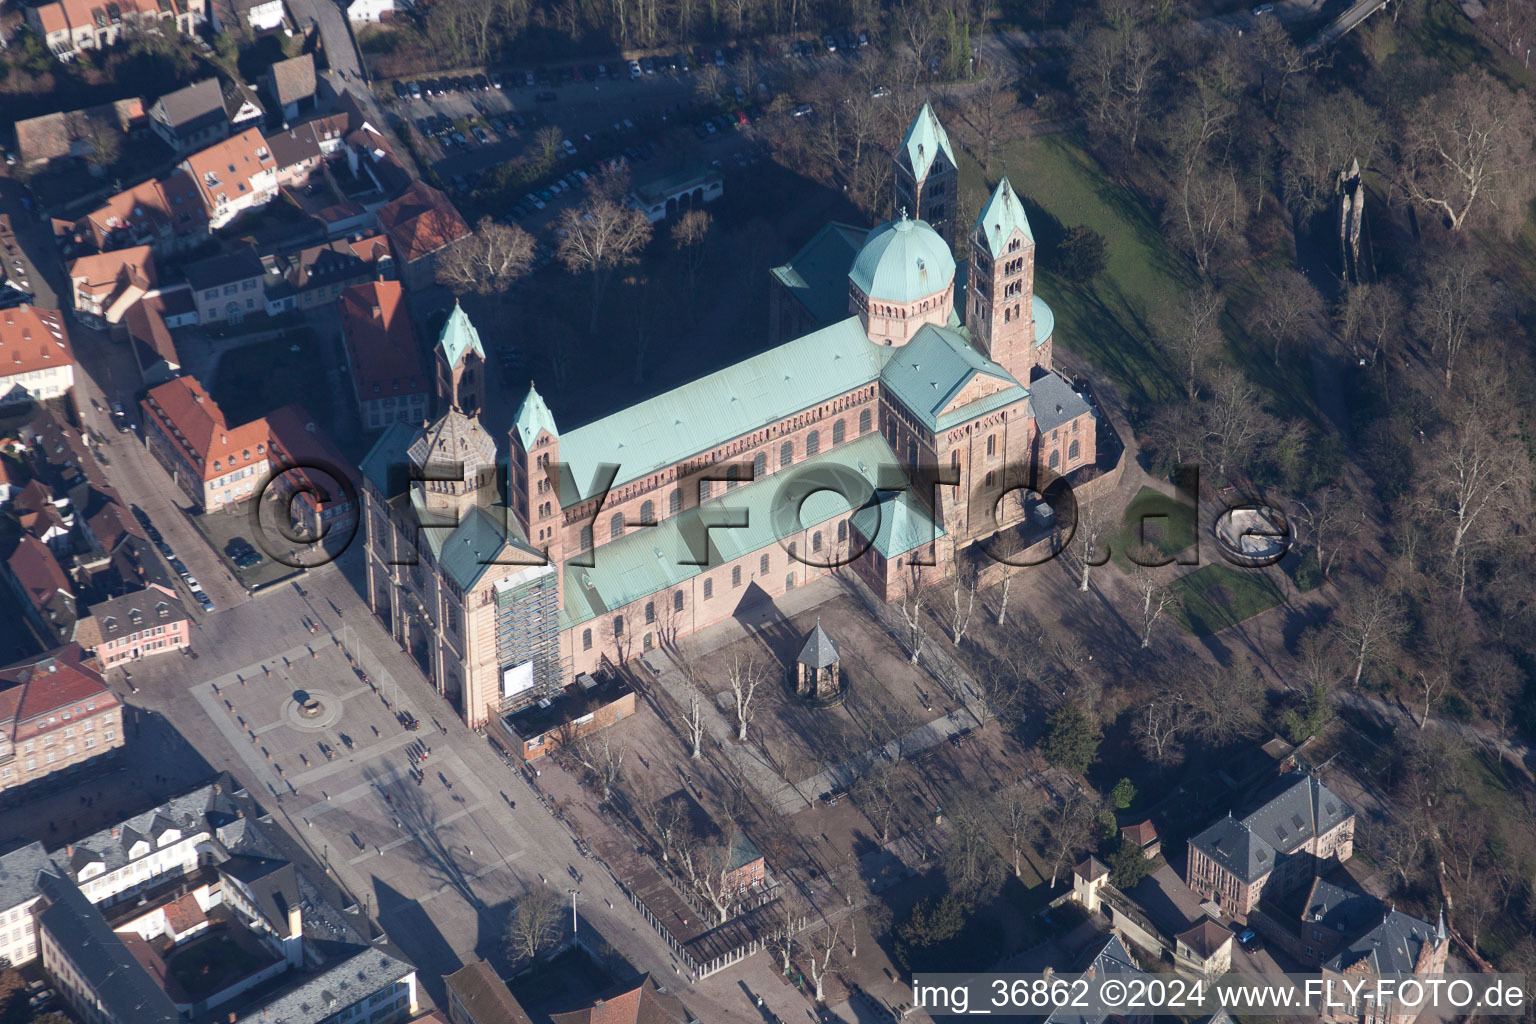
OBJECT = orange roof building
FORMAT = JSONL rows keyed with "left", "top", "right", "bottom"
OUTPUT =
{"left": 140, "top": 376, "right": 271, "bottom": 511}
{"left": 0, "top": 644, "right": 124, "bottom": 796}
{"left": 376, "top": 181, "right": 469, "bottom": 289}
{"left": 179, "top": 128, "right": 277, "bottom": 229}
{"left": 0, "top": 306, "right": 75, "bottom": 405}
{"left": 68, "top": 246, "right": 156, "bottom": 328}
{"left": 339, "top": 281, "right": 429, "bottom": 429}
{"left": 82, "top": 172, "right": 208, "bottom": 253}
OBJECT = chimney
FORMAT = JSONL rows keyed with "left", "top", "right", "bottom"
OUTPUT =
{"left": 66, "top": 844, "right": 73, "bottom": 857}
{"left": 193, "top": 393, "right": 204, "bottom": 404}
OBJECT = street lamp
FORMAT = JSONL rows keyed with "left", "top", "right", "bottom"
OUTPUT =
{"left": 567, "top": 889, "right": 580, "bottom": 936}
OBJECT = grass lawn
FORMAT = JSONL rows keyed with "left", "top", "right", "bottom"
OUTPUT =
{"left": 208, "top": 331, "right": 335, "bottom": 430}
{"left": 959, "top": 133, "right": 1188, "bottom": 412}
{"left": 1168, "top": 563, "right": 1284, "bottom": 636}
{"left": 1108, "top": 486, "right": 1198, "bottom": 567}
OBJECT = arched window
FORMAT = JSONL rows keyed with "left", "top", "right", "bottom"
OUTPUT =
{"left": 812, "top": 531, "right": 822, "bottom": 552}
{"left": 785, "top": 572, "right": 795, "bottom": 589}
{"left": 780, "top": 441, "right": 793, "bottom": 467}
{"left": 670, "top": 488, "right": 682, "bottom": 514}
{"left": 726, "top": 464, "right": 739, "bottom": 489}
{"left": 643, "top": 632, "right": 653, "bottom": 650}
{"left": 673, "top": 590, "right": 683, "bottom": 612}
{"left": 698, "top": 479, "right": 712, "bottom": 502}
{"left": 644, "top": 602, "right": 655, "bottom": 624}
{"left": 832, "top": 419, "right": 846, "bottom": 445}
{"left": 859, "top": 409, "right": 872, "bottom": 434}
{"left": 613, "top": 616, "right": 624, "bottom": 636}
{"left": 732, "top": 565, "right": 742, "bottom": 587}
{"left": 580, "top": 526, "right": 593, "bottom": 551}
{"left": 985, "top": 471, "right": 995, "bottom": 487}
{"left": 1050, "top": 450, "right": 1060, "bottom": 469}
{"left": 1003, "top": 308, "right": 1011, "bottom": 323}
{"left": 703, "top": 579, "right": 713, "bottom": 599}
{"left": 610, "top": 512, "right": 623, "bottom": 539}
{"left": 837, "top": 520, "right": 847, "bottom": 542}
{"left": 986, "top": 434, "right": 996, "bottom": 456}
{"left": 806, "top": 430, "right": 820, "bottom": 458}
{"left": 1068, "top": 440, "right": 1080, "bottom": 463}
{"left": 788, "top": 541, "right": 797, "bottom": 561}
{"left": 640, "top": 500, "right": 655, "bottom": 524}
{"left": 753, "top": 452, "right": 766, "bottom": 479}
{"left": 760, "top": 554, "right": 769, "bottom": 574}
{"left": 582, "top": 629, "right": 592, "bottom": 650}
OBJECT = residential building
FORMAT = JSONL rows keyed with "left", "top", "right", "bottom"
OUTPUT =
{"left": 361, "top": 106, "right": 1111, "bottom": 727}
{"left": 26, "top": 0, "right": 206, "bottom": 59}
{"left": 140, "top": 375, "right": 271, "bottom": 511}
{"left": 5, "top": 534, "right": 78, "bottom": 648}
{"left": 346, "top": 0, "right": 399, "bottom": 22}
{"left": 184, "top": 243, "right": 266, "bottom": 323}
{"left": 222, "top": 79, "right": 266, "bottom": 131}
{"left": 148, "top": 79, "right": 230, "bottom": 155}
{"left": 267, "top": 119, "right": 331, "bottom": 187}
{"left": 1174, "top": 919, "right": 1234, "bottom": 976}
{"left": 376, "top": 180, "right": 470, "bottom": 290}
{"left": 67, "top": 246, "right": 156, "bottom": 329}
{"left": 79, "top": 172, "right": 208, "bottom": 254}
{"left": 266, "top": 54, "right": 317, "bottom": 121}
{"left": 340, "top": 280, "right": 429, "bottom": 429}
{"left": 263, "top": 236, "right": 386, "bottom": 314}
{"left": 0, "top": 644, "right": 123, "bottom": 797}
{"left": 124, "top": 291, "right": 191, "bottom": 385}
{"left": 265, "top": 404, "right": 361, "bottom": 540}
{"left": 444, "top": 961, "right": 533, "bottom": 1024}
{"left": 13, "top": 99, "right": 143, "bottom": 170}
{"left": 1043, "top": 935, "right": 1149, "bottom": 1024}
{"left": 179, "top": 128, "right": 277, "bottom": 230}
{"left": 211, "top": 0, "right": 285, "bottom": 31}
{"left": 548, "top": 976, "right": 694, "bottom": 1024}
{"left": 74, "top": 587, "right": 189, "bottom": 668}
{"left": 1321, "top": 908, "right": 1449, "bottom": 1024}
{"left": 0, "top": 305, "right": 74, "bottom": 405}
{"left": 1186, "top": 773, "right": 1356, "bottom": 919}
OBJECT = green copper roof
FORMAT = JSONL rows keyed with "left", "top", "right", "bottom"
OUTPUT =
{"left": 434, "top": 503, "right": 546, "bottom": 592}
{"left": 437, "top": 301, "right": 485, "bottom": 368}
{"left": 769, "top": 221, "right": 867, "bottom": 328}
{"left": 880, "top": 323, "right": 1027, "bottom": 431}
{"left": 974, "top": 176, "right": 1034, "bottom": 258}
{"left": 513, "top": 383, "right": 559, "bottom": 450}
{"left": 558, "top": 317, "right": 890, "bottom": 497}
{"left": 851, "top": 486, "right": 945, "bottom": 559}
{"left": 1032, "top": 294, "right": 1054, "bottom": 344}
{"left": 899, "top": 100, "right": 957, "bottom": 181}
{"left": 848, "top": 215, "right": 956, "bottom": 304}
{"left": 560, "top": 432, "right": 907, "bottom": 627}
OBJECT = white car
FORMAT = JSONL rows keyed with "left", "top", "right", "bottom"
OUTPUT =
{"left": 562, "top": 138, "right": 578, "bottom": 156}
{"left": 628, "top": 60, "right": 642, "bottom": 79}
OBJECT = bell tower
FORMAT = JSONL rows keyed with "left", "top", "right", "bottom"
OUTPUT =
{"left": 511, "top": 383, "right": 563, "bottom": 572}
{"left": 435, "top": 301, "right": 486, "bottom": 416}
{"left": 892, "top": 101, "right": 959, "bottom": 250}
{"left": 968, "top": 175, "right": 1047, "bottom": 382}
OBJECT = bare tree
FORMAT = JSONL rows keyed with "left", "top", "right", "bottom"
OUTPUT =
{"left": 1413, "top": 250, "right": 1495, "bottom": 389}
{"left": 686, "top": 697, "right": 704, "bottom": 760}
{"left": 1071, "top": 5, "right": 1165, "bottom": 154}
{"left": 1202, "top": 366, "right": 1272, "bottom": 479}
{"left": 1135, "top": 694, "right": 1188, "bottom": 766}
{"left": 437, "top": 216, "right": 536, "bottom": 296}
{"left": 726, "top": 652, "right": 763, "bottom": 743}
{"left": 1292, "top": 484, "right": 1364, "bottom": 581}
{"left": 670, "top": 209, "right": 712, "bottom": 305}
{"left": 805, "top": 918, "right": 842, "bottom": 1002}
{"left": 991, "top": 527, "right": 1022, "bottom": 625}
{"left": 1330, "top": 581, "right": 1405, "bottom": 687}
{"left": 947, "top": 553, "right": 977, "bottom": 645}
{"left": 855, "top": 761, "right": 903, "bottom": 842}
{"left": 1125, "top": 544, "right": 1174, "bottom": 649}
{"left": 533, "top": 124, "right": 563, "bottom": 168}
{"left": 556, "top": 189, "right": 653, "bottom": 332}
{"left": 897, "top": 566, "right": 927, "bottom": 665}
{"left": 1247, "top": 267, "right": 1324, "bottom": 365}
{"left": 1043, "top": 785, "right": 1102, "bottom": 887}
{"left": 768, "top": 896, "right": 799, "bottom": 971}
{"left": 570, "top": 733, "right": 626, "bottom": 803}
{"left": 999, "top": 783, "right": 1034, "bottom": 878}
{"left": 1183, "top": 662, "right": 1264, "bottom": 744}
{"left": 504, "top": 884, "right": 561, "bottom": 960}
{"left": 1158, "top": 284, "right": 1224, "bottom": 402}
{"left": 1166, "top": 163, "right": 1244, "bottom": 281}
{"left": 1400, "top": 70, "right": 1536, "bottom": 234}
{"left": 1072, "top": 488, "right": 1115, "bottom": 593}
{"left": 675, "top": 841, "right": 743, "bottom": 925}
{"left": 967, "top": 63, "right": 1017, "bottom": 170}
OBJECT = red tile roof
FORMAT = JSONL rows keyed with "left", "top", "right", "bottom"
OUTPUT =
{"left": 0, "top": 306, "right": 74, "bottom": 379}
{"left": 0, "top": 643, "right": 116, "bottom": 728}
{"left": 182, "top": 128, "right": 274, "bottom": 216}
{"left": 377, "top": 181, "right": 469, "bottom": 264}
{"left": 140, "top": 376, "right": 270, "bottom": 482}
{"left": 7, "top": 534, "right": 71, "bottom": 609}
{"left": 340, "top": 281, "right": 426, "bottom": 396}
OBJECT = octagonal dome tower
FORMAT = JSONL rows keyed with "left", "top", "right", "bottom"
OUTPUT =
{"left": 848, "top": 212, "right": 957, "bottom": 345}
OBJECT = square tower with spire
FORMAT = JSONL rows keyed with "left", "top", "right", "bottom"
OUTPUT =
{"left": 893, "top": 101, "right": 959, "bottom": 251}
{"left": 969, "top": 175, "right": 1048, "bottom": 382}
{"left": 435, "top": 301, "right": 486, "bottom": 417}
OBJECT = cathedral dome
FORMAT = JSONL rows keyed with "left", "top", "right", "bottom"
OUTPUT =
{"left": 848, "top": 215, "right": 956, "bottom": 305}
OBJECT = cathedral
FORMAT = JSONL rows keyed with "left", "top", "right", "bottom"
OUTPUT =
{"left": 361, "top": 104, "right": 1113, "bottom": 729}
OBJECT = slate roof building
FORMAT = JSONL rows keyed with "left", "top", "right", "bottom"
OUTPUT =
{"left": 148, "top": 79, "right": 230, "bottom": 155}
{"left": 1186, "top": 773, "right": 1356, "bottom": 919}
{"left": 361, "top": 106, "right": 1112, "bottom": 728}
{"left": 266, "top": 54, "right": 318, "bottom": 121}
{"left": 1043, "top": 935, "right": 1149, "bottom": 1024}
{"left": 444, "top": 960, "right": 534, "bottom": 1024}
{"left": 1320, "top": 907, "right": 1448, "bottom": 1024}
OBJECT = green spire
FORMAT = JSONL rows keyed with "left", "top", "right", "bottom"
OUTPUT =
{"left": 974, "top": 175, "right": 1033, "bottom": 258}
{"left": 437, "top": 301, "right": 485, "bottom": 368}
{"left": 513, "top": 382, "right": 558, "bottom": 450}
{"left": 899, "top": 100, "right": 957, "bottom": 181}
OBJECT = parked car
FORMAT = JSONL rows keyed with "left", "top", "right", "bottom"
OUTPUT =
{"left": 562, "top": 138, "right": 578, "bottom": 156}
{"left": 871, "top": 85, "right": 891, "bottom": 98}
{"left": 629, "top": 59, "right": 643, "bottom": 78}
{"left": 733, "top": 109, "right": 749, "bottom": 126}
{"left": 791, "top": 103, "right": 813, "bottom": 117}
{"left": 823, "top": 33, "right": 837, "bottom": 51}
{"left": 714, "top": 47, "right": 726, "bottom": 66}
{"left": 678, "top": 53, "right": 691, "bottom": 71}
{"left": 194, "top": 591, "right": 214, "bottom": 613}
{"left": 392, "top": 80, "right": 408, "bottom": 99}
{"left": 408, "top": 80, "right": 422, "bottom": 97}
{"left": 1252, "top": 2, "right": 1274, "bottom": 12}
{"left": 491, "top": 71, "right": 503, "bottom": 88}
